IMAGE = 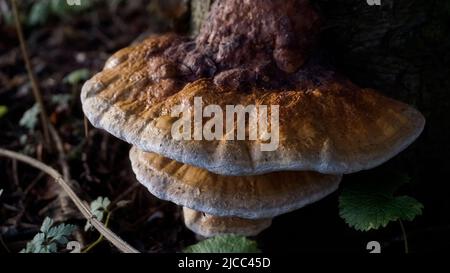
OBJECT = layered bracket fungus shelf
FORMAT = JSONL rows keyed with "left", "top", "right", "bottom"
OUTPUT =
{"left": 81, "top": 0, "right": 425, "bottom": 237}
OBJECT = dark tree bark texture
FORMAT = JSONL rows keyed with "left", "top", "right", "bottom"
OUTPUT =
{"left": 314, "top": 0, "right": 450, "bottom": 217}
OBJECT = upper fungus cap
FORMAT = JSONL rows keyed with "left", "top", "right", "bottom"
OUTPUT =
{"left": 84, "top": 67, "right": 425, "bottom": 176}
{"left": 129, "top": 146, "right": 342, "bottom": 219}
{"left": 81, "top": 0, "right": 425, "bottom": 176}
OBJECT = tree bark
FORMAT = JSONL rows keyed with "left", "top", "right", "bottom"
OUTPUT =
{"left": 189, "top": 0, "right": 214, "bottom": 36}
{"left": 312, "top": 0, "right": 450, "bottom": 180}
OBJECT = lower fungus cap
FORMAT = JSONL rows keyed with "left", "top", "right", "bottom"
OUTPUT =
{"left": 183, "top": 207, "right": 273, "bottom": 237}
{"left": 129, "top": 146, "right": 342, "bottom": 219}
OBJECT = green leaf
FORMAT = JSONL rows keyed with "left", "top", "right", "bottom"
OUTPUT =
{"left": 0, "top": 105, "right": 8, "bottom": 119}
{"left": 47, "top": 224, "right": 77, "bottom": 244}
{"left": 28, "top": 0, "right": 51, "bottom": 26}
{"left": 26, "top": 233, "right": 46, "bottom": 253}
{"left": 19, "top": 104, "right": 40, "bottom": 131}
{"left": 21, "top": 217, "right": 76, "bottom": 253}
{"left": 339, "top": 174, "right": 424, "bottom": 232}
{"left": 40, "top": 217, "right": 54, "bottom": 233}
{"left": 184, "top": 235, "right": 260, "bottom": 253}
{"left": 85, "top": 196, "right": 110, "bottom": 231}
{"left": 64, "top": 69, "right": 90, "bottom": 85}
{"left": 20, "top": 242, "right": 33, "bottom": 253}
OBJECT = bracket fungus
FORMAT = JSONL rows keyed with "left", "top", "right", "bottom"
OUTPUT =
{"left": 81, "top": 0, "right": 425, "bottom": 237}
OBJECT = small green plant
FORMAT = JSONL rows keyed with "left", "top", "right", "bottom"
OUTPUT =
{"left": 82, "top": 196, "right": 117, "bottom": 252}
{"left": 339, "top": 173, "right": 423, "bottom": 252}
{"left": 21, "top": 217, "right": 77, "bottom": 253}
{"left": 184, "top": 235, "right": 260, "bottom": 253}
{"left": 85, "top": 196, "right": 110, "bottom": 231}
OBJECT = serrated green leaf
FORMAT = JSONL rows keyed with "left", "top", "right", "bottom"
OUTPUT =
{"left": 35, "top": 245, "right": 46, "bottom": 253}
{"left": 40, "top": 217, "right": 54, "bottom": 233}
{"left": 90, "top": 196, "right": 110, "bottom": 212}
{"left": 184, "top": 235, "right": 260, "bottom": 254}
{"left": 64, "top": 69, "right": 90, "bottom": 85}
{"left": 49, "top": 224, "right": 77, "bottom": 244}
{"left": 21, "top": 217, "right": 76, "bottom": 253}
{"left": 339, "top": 174, "right": 423, "bottom": 232}
{"left": 0, "top": 106, "right": 8, "bottom": 119}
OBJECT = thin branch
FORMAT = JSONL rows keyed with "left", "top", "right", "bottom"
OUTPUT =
{"left": 0, "top": 148, "right": 140, "bottom": 253}
{"left": 49, "top": 125, "right": 71, "bottom": 183}
{"left": 11, "top": 0, "right": 50, "bottom": 145}
{"left": 49, "top": 124, "right": 85, "bottom": 244}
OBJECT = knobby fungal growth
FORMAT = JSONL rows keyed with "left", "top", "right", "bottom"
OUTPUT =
{"left": 168, "top": 0, "right": 321, "bottom": 90}
{"left": 81, "top": 0, "right": 425, "bottom": 237}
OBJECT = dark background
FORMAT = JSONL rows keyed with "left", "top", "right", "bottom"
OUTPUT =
{"left": 0, "top": 0, "right": 449, "bottom": 253}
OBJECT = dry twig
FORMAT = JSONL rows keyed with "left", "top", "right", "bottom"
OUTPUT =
{"left": 10, "top": 0, "right": 50, "bottom": 144}
{"left": 0, "top": 148, "right": 140, "bottom": 253}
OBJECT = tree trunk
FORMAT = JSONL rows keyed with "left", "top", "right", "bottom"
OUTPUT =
{"left": 189, "top": 0, "right": 214, "bottom": 36}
